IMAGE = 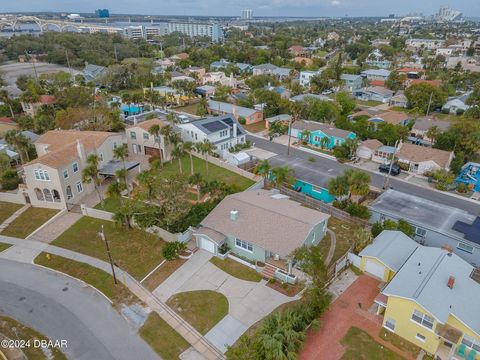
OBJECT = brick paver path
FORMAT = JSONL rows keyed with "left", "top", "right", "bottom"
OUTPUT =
{"left": 300, "top": 274, "right": 415, "bottom": 360}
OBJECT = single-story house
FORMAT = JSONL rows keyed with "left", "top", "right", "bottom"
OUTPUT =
{"left": 196, "top": 85, "right": 216, "bottom": 97}
{"left": 410, "top": 117, "right": 451, "bottom": 146}
{"left": 207, "top": 100, "right": 263, "bottom": 125}
{"left": 372, "top": 145, "right": 396, "bottom": 163}
{"left": 290, "top": 120, "right": 356, "bottom": 149}
{"left": 368, "top": 189, "right": 480, "bottom": 266}
{"left": 210, "top": 59, "right": 231, "bottom": 70}
{"left": 368, "top": 111, "right": 411, "bottom": 126}
{"left": 354, "top": 86, "right": 394, "bottom": 103}
{"left": 357, "top": 139, "right": 384, "bottom": 160}
{"left": 83, "top": 63, "right": 107, "bottom": 83}
{"left": 361, "top": 69, "right": 391, "bottom": 81}
{"left": 195, "top": 189, "right": 330, "bottom": 271}
{"left": 359, "top": 230, "right": 419, "bottom": 282}
{"left": 170, "top": 71, "right": 195, "bottom": 83}
{"left": 340, "top": 74, "right": 363, "bottom": 92}
{"left": 265, "top": 114, "right": 292, "bottom": 129}
{"left": 442, "top": 92, "right": 472, "bottom": 114}
{"left": 389, "top": 91, "right": 408, "bottom": 108}
{"left": 290, "top": 93, "right": 332, "bottom": 103}
{"left": 396, "top": 142, "right": 454, "bottom": 174}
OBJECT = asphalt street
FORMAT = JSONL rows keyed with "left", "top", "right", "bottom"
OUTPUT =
{"left": 0, "top": 259, "right": 160, "bottom": 360}
{"left": 247, "top": 135, "right": 480, "bottom": 216}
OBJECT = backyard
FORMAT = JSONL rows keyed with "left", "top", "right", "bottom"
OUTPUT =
{"left": 34, "top": 252, "right": 138, "bottom": 305}
{"left": 319, "top": 217, "right": 358, "bottom": 265}
{"left": 341, "top": 327, "right": 405, "bottom": 360}
{"left": 139, "top": 313, "right": 190, "bottom": 359}
{"left": 210, "top": 257, "right": 262, "bottom": 282}
{"left": 94, "top": 196, "right": 122, "bottom": 213}
{"left": 51, "top": 217, "right": 165, "bottom": 279}
{"left": 1, "top": 207, "right": 59, "bottom": 238}
{"left": 0, "top": 201, "right": 22, "bottom": 224}
{"left": 243, "top": 120, "right": 266, "bottom": 133}
{"left": 159, "top": 155, "right": 255, "bottom": 190}
{"left": 166, "top": 290, "right": 229, "bottom": 335}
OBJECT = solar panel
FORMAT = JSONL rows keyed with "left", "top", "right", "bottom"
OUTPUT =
{"left": 453, "top": 217, "right": 480, "bottom": 245}
{"left": 202, "top": 121, "right": 228, "bottom": 132}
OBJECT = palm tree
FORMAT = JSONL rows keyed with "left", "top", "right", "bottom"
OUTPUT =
{"left": 82, "top": 154, "right": 104, "bottom": 206}
{"left": 166, "top": 112, "right": 179, "bottom": 126}
{"left": 188, "top": 173, "right": 203, "bottom": 201}
{"left": 112, "top": 199, "right": 137, "bottom": 230}
{"left": 320, "top": 136, "right": 329, "bottom": 149}
{"left": 345, "top": 169, "right": 370, "bottom": 202}
{"left": 287, "top": 101, "right": 303, "bottom": 156}
{"left": 148, "top": 123, "right": 162, "bottom": 162}
{"left": 0, "top": 89, "right": 15, "bottom": 119}
{"left": 197, "top": 140, "right": 216, "bottom": 180}
{"left": 4, "top": 130, "right": 30, "bottom": 164}
{"left": 254, "top": 159, "right": 271, "bottom": 182}
{"left": 136, "top": 170, "right": 156, "bottom": 203}
{"left": 113, "top": 144, "right": 130, "bottom": 198}
{"left": 182, "top": 141, "right": 195, "bottom": 175}
{"left": 327, "top": 175, "right": 349, "bottom": 198}
{"left": 171, "top": 142, "right": 186, "bottom": 174}
{"left": 300, "top": 129, "right": 311, "bottom": 145}
{"left": 160, "top": 124, "right": 174, "bottom": 164}
{"left": 271, "top": 166, "right": 291, "bottom": 188}
{"left": 426, "top": 125, "right": 440, "bottom": 146}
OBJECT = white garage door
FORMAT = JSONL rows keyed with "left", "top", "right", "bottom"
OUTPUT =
{"left": 365, "top": 259, "right": 385, "bottom": 279}
{"left": 199, "top": 237, "right": 216, "bottom": 254}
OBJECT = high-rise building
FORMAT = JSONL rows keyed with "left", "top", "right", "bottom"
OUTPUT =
{"left": 165, "top": 22, "right": 224, "bottom": 42}
{"left": 241, "top": 9, "right": 253, "bottom": 20}
{"left": 435, "top": 6, "right": 462, "bottom": 22}
{"left": 95, "top": 9, "right": 110, "bottom": 18}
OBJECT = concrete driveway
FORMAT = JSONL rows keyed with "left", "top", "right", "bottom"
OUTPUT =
{"left": 154, "top": 250, "right": 296, "bottom": 353}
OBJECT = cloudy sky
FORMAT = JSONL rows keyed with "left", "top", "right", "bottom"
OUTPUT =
{"left": 2, "top": 1, "right": 479, "bottom": 18}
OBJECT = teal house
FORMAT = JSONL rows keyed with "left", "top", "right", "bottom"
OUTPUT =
{"left": 194, "top": 190, "right": 330, "bottom": 278}
{"left": 290, "top": 120, "right": 356, "bottom": 149}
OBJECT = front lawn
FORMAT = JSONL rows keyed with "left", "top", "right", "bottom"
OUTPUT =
{"left": 0, "top": 201, "right": 22, "bottom": 224}
{"left": 0, "top": 316, "right": 67, "bottom": 360}
{"left": 34, "top": 252, "right": 138, "bottom": 305}
{"left": 94, "top": 196, "right": 122, "bottom": 213}
{"left": 166, "top": 290, "right": 229, "bottom": 335}
{"left": 160, "top": 155, "right": 254, "bottom": 190}
{"left": 244, "top": 120, "right": 266, "bottom": 133}
{"left": 341, "top": 327, "right": 404, "bottom": 360}
{"left": 1, "top": 207, "right": 59, "bottom": 238}
{"left": 51, "top": 217, "right": 165, "bottom": 280}
{"left": 210, "top": 257, "right": 262, "bottom": 282}
{"left": 0, "top": 243, "right": 11, "bottom": 252}
{"left": 139, "top": 313, "right": 190, "bottom": 359}
{"left": 142, "top": 258, "right": 187, "bottom": 291}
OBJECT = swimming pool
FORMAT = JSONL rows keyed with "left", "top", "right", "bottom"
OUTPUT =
{"left": 292, "top": 180, "right": 336, "bottom": 203}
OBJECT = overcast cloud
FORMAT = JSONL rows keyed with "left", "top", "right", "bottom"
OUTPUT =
{"left": 1, "top": 0, "right": 479, "bottom": 17}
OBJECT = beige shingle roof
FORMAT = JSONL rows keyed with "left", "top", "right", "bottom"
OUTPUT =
{"left": 397, "top": 143, "right": 453, "bottom": 168}
{"left": 360, "top": 139, "right": 383, "bottom": 150}
{"left": 130, "top": 118, "right": 168, "bottom": 131}
{"left": 201, "top": 190, "right": 330, "bottom": 257}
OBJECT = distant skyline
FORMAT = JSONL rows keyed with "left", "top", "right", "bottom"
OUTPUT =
{"left": 1, "top": 1, "right": 479, "bottom": 18}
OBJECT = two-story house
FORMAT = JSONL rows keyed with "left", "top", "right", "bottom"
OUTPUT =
{"left": 340, "top": 74, "right": 364, "bottom": 92}
{"left": 207, "top": 100, "right": 263, "bottom": 125}
{"left": 290, "top": 120, "right": 357, "bottom": 149}
{"left": 299, "top": 70, "right": 321, "bottom": 87}
{"left": 178, "top": 115, "right": 246, "bottom": 157}
{"left": 126, "top": 118, "right": 172, "bottom": 162}
{"left": 23, "top": 130, "right": 134, "bottom": 209}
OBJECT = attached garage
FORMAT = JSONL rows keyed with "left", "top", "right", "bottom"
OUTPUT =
{"left": 144, "top": 146, "right": 160, "bottom": 157}
{"left": 364, "top": 258, "right": 387, "bottom": 279}
{"left": 194, "top": 227, "right": 227, "bottom": 255}
{"left": 199, "top": 237, "right": 216, "bottom": 254}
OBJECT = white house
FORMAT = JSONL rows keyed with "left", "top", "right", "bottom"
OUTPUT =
{"left": 299, "top": 70, "right": 321, "bottom": 87}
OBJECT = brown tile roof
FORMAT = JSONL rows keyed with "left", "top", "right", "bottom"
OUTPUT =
{"left": 409, "top": 79, "right": 443, "bottom": 88}
{"left": 372, "top": 111, "right": 410, "bottom": 125}
{"left": 28, "top": 130, "right": 116, "bottom": 168}
{"left": 39, "top": 95, "right": 56, "bottom": 105}
{"left": 370, "top": 80, "right": 385, "bottom": 87}
{"left": 360, "top": 139, "right": 383, "bottom": 150}
{"left": 130, "top": 118, "right": 168, "bottom": 131}
{"left": 397, "top": 143, "right": 453, "bottom": 168}
{"left": 201, "top": 190, "right": 330, "bottom": 257}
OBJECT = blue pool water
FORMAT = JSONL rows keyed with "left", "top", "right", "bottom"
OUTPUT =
{"left": 292, "top": 180, "right": 336, "bottom": 203}
{"left": 121, "top": 104, "right": 143, "bottom": 115}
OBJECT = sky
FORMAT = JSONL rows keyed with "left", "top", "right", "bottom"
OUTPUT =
{"left": 2, "top": 0, "right": 479, "bottom": 18}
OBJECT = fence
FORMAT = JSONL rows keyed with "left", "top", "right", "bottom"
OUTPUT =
{"left": 80, "top": 205, "right": 114, "bottom": 221}
{"left": 146, "top": 225, "right": 192, "bottom": 243}
{"left": 279, "top": 186, "right": 371, "bottom": 227}
{"left": 0, "top": 190, "right": 26, "bottom": 204}
{"left": 326, "top": 242, "right": 355, "bottom": 284}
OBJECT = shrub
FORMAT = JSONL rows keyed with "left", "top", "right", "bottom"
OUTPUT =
{"left": 345, "top": 203, "right": 371, "bottom": 219}
{"left": 162, "top": 241, "right": 187, "bottom": 260}
{"left": 1, "top": 169, "right": 20, "bottom": 190}
{"left": 218, "top": 243, "right": 230, "bottom": 255}
{"left": 371, "top": 222, "right": 384, "bottom": 237}
{"left": 457, "top": 182, "right": 468, "bottom": 193}
{"left": 238, "top": 117, "right": 246, "bottom": 125}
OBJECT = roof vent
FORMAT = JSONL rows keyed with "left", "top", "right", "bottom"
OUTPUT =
{"left": 447, "top": 276, "right": 455, "bottom": 289}
{"left": 230, "top": 209, "right": 239, "bottom": 221}
{"left": 442, "top": 245, "right": 453, "bottom": 253}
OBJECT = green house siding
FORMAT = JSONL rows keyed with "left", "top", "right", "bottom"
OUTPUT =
{"left": 303, "top": 220, "right": 328, "bottom": 246}
{"left": 226, "top": 236, "right": 266, "bottom": 262}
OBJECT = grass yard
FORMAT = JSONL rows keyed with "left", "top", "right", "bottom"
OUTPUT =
{"left": 0, "top": 201, "right": 22, "bottom": 224}
{"left": 166, "top": 290, "right": 229, "bottom": 335}
{"left": 356, "top": 100, "right": 383, "bottom": 107}
{"left": 0, "top": 316, "right": 67, "bottom": 360}
{"left": 1, "top": 207, "right": 59, "bottom": 239}
{"left": 175, "top": 103, "right": 199, "bottom": 115}
{"left": 324, "top": 217, "right": 358, "bottom": 264}
{"left": 51, "top": 217, "right": 165, "bottom": 280}
{"left": 341, "top": 327, "right": 405, "bottom": 360}
{"left": 0, "top": 243, "right": 11, "bottom": 252}
{"left": 142, "top": 258, "right": 187, "bottom": 291}
{"left": 139, "top": 312, "right": 190, "bottom": 360}
{"left": 34, "top": 252, "right": 138, "bottom": 305}
{"left": 94, "top": 196, "right": 122, "bottom": 213}
{"left": 210, "top": 257, "right": 262, "bottom": 282}
{"left": 161, "top": 155, "right": 254, "bottom": 190}
{"left": 379, "top": 328, "right": 421, "bottom": 358}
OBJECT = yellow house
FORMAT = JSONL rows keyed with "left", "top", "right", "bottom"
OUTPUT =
{"left": 359, "top": 230, "right": 419, "bottom": 282}
{"left": 377, "top": 246, "right": 480, "bottom": 359}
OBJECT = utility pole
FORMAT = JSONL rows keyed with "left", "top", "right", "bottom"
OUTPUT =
{"left": 114, "top": 44, "right": 118, "bottom": 63}
{"left": 25, "top": 50, "right": 38, "bottom": 82}
{"left": 382, "top": 139, "right": 399, "bottom": 190}
{"left": 426, "top": 92, "right": 433, "bottom": 116}
{"left": 287, "top": 117, "right": 293, "bottom": 156}
{"left": 98, "top": 225, "right": 118, "bottom": 285}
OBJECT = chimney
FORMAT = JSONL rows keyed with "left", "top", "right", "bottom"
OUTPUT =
{"left": 447, "top": 276, "right": 455, "bottom": 289}
{"left": 76, "top": 140, "right": 86, "bottom": 163}
{"left": 233, "top": 122, "right": 237, "bottom": 139}
{"left": 230, "top": 209, "right": 239, "bottom": 221}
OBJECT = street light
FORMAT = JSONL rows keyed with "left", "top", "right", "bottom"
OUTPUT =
{"left": 98, "top": 225, "right": 118, "bottom": 285}
{"left": 382, "top": 139, "right": 400, "bottom": 190}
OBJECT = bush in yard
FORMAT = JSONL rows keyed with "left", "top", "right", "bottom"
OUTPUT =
{"left": 0, "top": 169, "right": 20, "bottom": 190}
{"left": 371, "top": 222, "right": 384, "bottom": 237}
{"left": 162, "top": 241, "right": 187, "bottom": 260}
{"left": 345, "top": 203, "right": 371, "bottom": 219}
{"left": 457, "top": 182, "right": 468, "bottom": 193}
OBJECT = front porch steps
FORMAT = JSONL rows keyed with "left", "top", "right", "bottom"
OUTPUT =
{"left": 261, "top": 263, "right": 277, "bottom": 279}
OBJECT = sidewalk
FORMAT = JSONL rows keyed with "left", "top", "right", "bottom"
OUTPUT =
{"left": 0, "top": 235, "right": 224, "bottom": 360}
{"left": 0, "top": 204, "right": 30, "bottom": 232}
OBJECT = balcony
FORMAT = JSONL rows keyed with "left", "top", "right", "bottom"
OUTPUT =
{"left": 435, "top": 324, "right": 464, "bottom": 360}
